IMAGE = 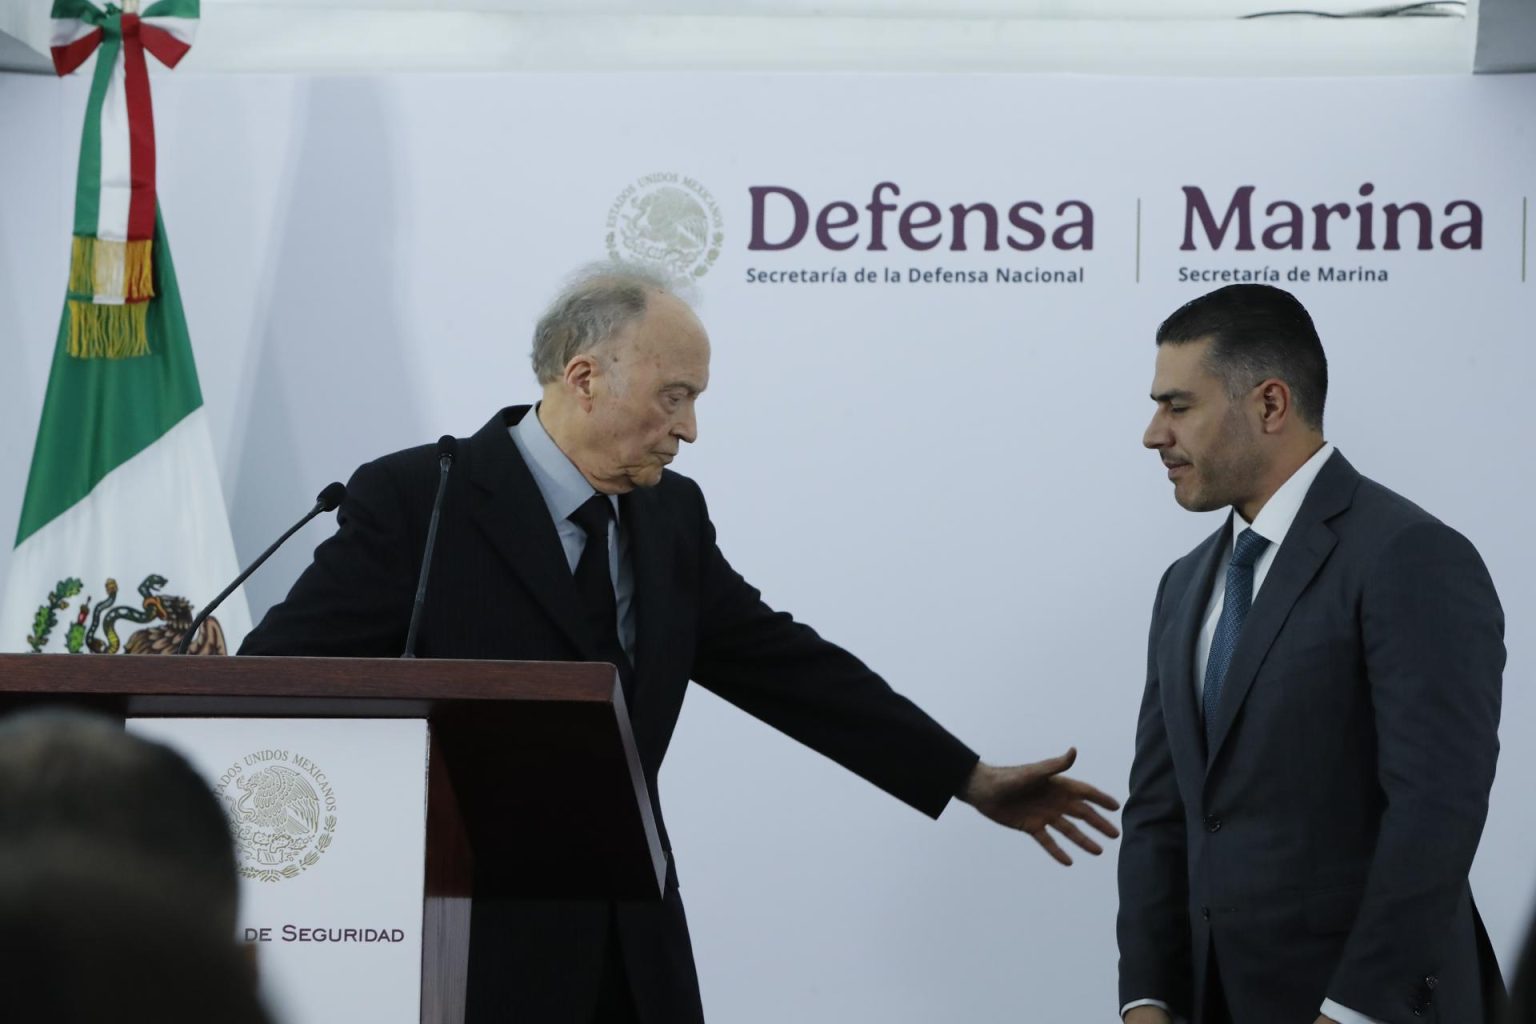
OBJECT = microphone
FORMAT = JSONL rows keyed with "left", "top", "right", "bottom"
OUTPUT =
{"left": 178, "top": 482, "right": 347, "bottom": 655}
{"left": 402, "top": 435, "right": 457, "bottom": 658}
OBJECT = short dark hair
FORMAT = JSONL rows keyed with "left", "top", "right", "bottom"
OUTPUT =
{"left": 0, "top": 709, "right": 239, "bottom": 936}
{"left": 1156, "top": 284, "right": 1328, "bottom": 429}
{"left": 0, "top": 846, "right": 271, "bottom": 1024}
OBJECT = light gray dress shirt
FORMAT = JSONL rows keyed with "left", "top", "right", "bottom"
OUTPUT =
{"left": 508, "top": 405, "right": 637, "bottom": 659}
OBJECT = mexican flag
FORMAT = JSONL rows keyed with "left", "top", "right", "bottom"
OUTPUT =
{"left": 0, "top": 0, "right": 248, "bottom": 656}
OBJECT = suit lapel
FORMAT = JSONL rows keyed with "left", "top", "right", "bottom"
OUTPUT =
{"left": 463, "top": 407, "right": 603, "bottom": 662}
{"left": 1205, "top": 451, "right": 1358, "bottom": 770}
{"left": 620, "top": 485, "right": 678, "bottom": 706}
{"left": 1165, "top": 522, "right": 1228, "bottom": 765}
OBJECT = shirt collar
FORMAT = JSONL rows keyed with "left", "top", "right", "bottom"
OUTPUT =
{"left": 509, "top": 404, "right": 616, "bottom": 524}
{"left": 1235, "top": 440, "right": 1334, "bottom": 549}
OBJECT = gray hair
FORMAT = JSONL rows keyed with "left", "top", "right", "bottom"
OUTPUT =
{"left": 530, "top": 261, "right": 681, "bottom": 385}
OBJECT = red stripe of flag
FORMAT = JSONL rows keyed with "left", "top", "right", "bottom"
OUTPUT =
{"left": 120, "top": 14, "right": 157, "bottom": 243}
{"left": 50, "top": 29, "right": 103, "bottom": 77}
{"left": 139, "top": 23, "right": 192, "bottom": 69}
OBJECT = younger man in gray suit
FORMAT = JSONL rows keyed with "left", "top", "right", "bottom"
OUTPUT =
{"left": 1118, "top": 285, "right": 1505, "bottom": 1024}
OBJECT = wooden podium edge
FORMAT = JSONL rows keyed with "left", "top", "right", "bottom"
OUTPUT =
{"left": 422, "top": 729, "right": 472, "bottom": 1024}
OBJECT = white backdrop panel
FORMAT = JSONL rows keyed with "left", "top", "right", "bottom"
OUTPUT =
{"left": 1, "top": 71, "right": 1533, "bottom": 1023}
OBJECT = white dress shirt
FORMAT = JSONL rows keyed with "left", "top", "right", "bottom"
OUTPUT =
{"left": 1194, "top": 441, "right": 1334, "bottom": 697}
{"left": 1123, "top": 442, "right": 1383, "bottom": 1024}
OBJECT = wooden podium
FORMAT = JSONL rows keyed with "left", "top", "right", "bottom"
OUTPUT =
{"left": 0, "top": 653, "right": 666, "bottom": 1024}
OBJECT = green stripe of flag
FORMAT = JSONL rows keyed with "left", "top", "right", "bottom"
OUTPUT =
{"left": 51, "top": 0, "right": 104, "bottom": 22}
{"left": 71, "top": 25, "right": 118, "bottom": 237}
{"left": 15, "top": 211, "right": 204, "bottom": 545}
{"left": 141, "top": 0, "right": 201, "bottom": 20}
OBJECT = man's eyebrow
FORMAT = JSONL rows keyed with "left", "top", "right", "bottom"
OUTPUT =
{"left": 1150, "top": 389, "right": 1196, "bottom": 403}
{"left": 663, "top": 381, "right": 704, "bottom": 396}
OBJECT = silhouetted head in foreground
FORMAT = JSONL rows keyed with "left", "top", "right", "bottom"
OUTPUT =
{"left": 0, "top": 708, "right": 239, "bottom": 936}
{"left": 0, "top": 846, "right": 270, "bottom": 1024}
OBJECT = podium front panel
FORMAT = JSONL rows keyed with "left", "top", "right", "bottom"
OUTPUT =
{"left": 129, "top": 717, "right": 430, "bottom": 1024}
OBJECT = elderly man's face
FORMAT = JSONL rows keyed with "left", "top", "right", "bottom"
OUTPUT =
{"left": 582, "top": 292, "right": 710, "bottom": 493}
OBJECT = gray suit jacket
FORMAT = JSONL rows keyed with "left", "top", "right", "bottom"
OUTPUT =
{"left": 1117, "top": 450, "right": 1505, "bottom": 1024}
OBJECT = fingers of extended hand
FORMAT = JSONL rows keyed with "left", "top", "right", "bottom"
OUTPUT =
{"left": 1050, "top": 816, "right": 1104, "bottom": 856}
{"left": 1065, "top": 777, "right": 1121, "bottom": 812}
{"left": 1038, "top": 747, "right": 1077, "bottom": 775}
{"left": 1065, "top": 800, "right": 1121, "bottom": 839}
{"left": 1029, "top": 826, "right": 1073, "bottom": 867}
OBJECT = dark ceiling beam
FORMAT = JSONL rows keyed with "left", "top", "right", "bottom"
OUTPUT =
{"left": 1476, "top": 0, "right": 1536, "bottom": 72}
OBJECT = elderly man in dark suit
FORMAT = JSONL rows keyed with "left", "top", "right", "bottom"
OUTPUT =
{"left": 1118, "top": 284, "right": 1505, "bottom": 1024}
{"left": 241, "top": 262, "right": 1121, "bottom": 1024}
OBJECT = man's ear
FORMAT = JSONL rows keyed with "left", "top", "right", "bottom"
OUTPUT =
{"left": 1256, "top": 377, "right": 1292, "bottom": 435}
{"left": 563, "top": 355, "right": 598, "bottom": 411}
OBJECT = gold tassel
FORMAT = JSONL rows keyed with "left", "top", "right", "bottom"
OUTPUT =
{"left": 67, "top": 236, "right": 154, "bottom": 302}
{"left": 93, "top": 238, "right": 125, "bottom": 298}
{"left": 68, "top": 300, "right": 150, "bottom": 360}
{"left": 68, "top": 236, "right": 95, "bottom": 295}
{"left": 123, "top": 239, "right": 153, "bottom": 301}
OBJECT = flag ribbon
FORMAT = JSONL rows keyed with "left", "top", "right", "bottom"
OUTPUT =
{"left": 50, "top": 0, "right": 198, "bottom": 359}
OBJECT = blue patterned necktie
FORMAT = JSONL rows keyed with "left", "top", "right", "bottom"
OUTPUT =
{"left": 1202, "top": 527, "right": 1271, "bottom": 739}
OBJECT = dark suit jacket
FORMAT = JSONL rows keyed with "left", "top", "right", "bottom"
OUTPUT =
{"left": 1117, "top": 450, "right": 1505, "bottom": 1024}
{"left": 240, "top": 406, "right": 979, "bottom": 1023}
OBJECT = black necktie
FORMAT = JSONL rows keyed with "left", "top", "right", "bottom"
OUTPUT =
{"left": 568, "top": 494, "right": 635, "bottom": 702}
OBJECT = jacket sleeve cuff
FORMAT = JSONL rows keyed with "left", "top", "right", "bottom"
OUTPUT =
{"left": 1121, "top": 998, "right": 1185, "bottom": 1022}
{"left": 1320, "top": 998, "right": 1387, "bottom": 1024}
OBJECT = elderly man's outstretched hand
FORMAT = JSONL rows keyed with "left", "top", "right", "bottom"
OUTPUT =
{"left": 959, "top": 748, "right": 1121, "bottom": 866}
